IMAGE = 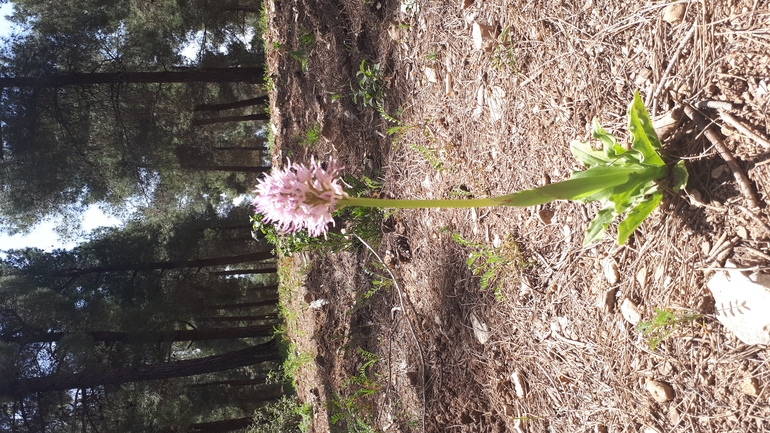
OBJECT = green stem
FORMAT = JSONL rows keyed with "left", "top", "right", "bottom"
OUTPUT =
{"left": 338, "top": 196, "right": 505, "bottom": 209}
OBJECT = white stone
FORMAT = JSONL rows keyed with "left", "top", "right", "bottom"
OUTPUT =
{"left": 470, "top": 312, "right": 491, "bottom": 344}
{"left": 620, "top": 298, "right": 642, "bottom": 325}
{"left": 707, "top": 262, "right": 770, "bottom": 345}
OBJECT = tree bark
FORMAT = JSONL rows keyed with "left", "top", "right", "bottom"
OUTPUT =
{"left": 197, "top": 315, "right": 279, "bottom": 323}
{"left": 207, "top": 299, "right": 279, "bottom": 311}
{"left": 185, "top": 377, "right": 267, "bottom": 389}
{"left": 189, "top": 417, "right": 255, "bottom": 433}
{"left": 210, "top": 268, "right": 277, "bottom": 276}
{"left": 0, "top": 340, "right": 279, "bottom": 397}
{"left": 2, "top": 325, "right": 274, "bottom": 345}
{"left": 187, "top": 165, "right": 271, "bottom": 173}
{"left": 54, "top": 251, "right": 274, "bottom": 278}
{"left": 191, "top": 113, "right": 269, "bottom": 126}
{"left": 194, "top": 96, "right": 268, "bottom": 112}
{"left": 0, "top": 68, "right": 265, "bottom": 89}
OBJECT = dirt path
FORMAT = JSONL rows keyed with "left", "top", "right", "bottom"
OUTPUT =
{"left": 264, "top": 0, "right": 770, "bottom": 431}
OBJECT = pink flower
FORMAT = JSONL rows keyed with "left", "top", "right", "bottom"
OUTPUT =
{"left": 253, "top": 157, "right": 347, "bottom": 237}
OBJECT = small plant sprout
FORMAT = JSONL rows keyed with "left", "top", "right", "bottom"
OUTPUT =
{"left": 253, "top": 92, "right": 687, "bottom": 245}
{"left": 352, "top": 60, "right": 386, "bottom": 107}
{"left": 635, "top": 308, "right": 703, "bottom": 351}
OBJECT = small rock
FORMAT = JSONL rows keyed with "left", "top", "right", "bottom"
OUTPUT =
{"left": 711, "top": 164, "right": 728, "bottom": 179}
{"left": 740, "top": 376, "right": 760, "bottom": 396}
{"left": 636, "top": 266, "right": 648, "bottom": 288}
{"left": 662, "top": 3, "right": 685, "bottom": 23}
{"left": 470, "top": 312, "right": 491, "bottom": 344}
{"left": 424, "top": 67, "right": 437, "bottom": 83}
{"left": 668, "top": 405, "right": 680, "bottom": 425}
{"left": 689, "top": 189, "right": 704, "bottom": 206}
{"left": 538, "top": 208, "right": 554, "bottom": 225}
{"left": 492, "top": 233, "right": 502, "bottom": 248}
{"left": 621, "top": 298, "right": 642, "bottom": 325}
{"left": 701, "top": 240, "right": 711, "bottom": 255}
{"left": 511, "top": 370, "right": 526, "bottom": 398}
{"left": 707, "top": 262, "right": 770, "bottom": 345}
{"left": 646, "top": 379, "right": 675, "bottom": 402}
{"left": 603, "top": 257, "right": 620, "bottom": 284}
{"left": 309, "top": 298, "right": 328, "bottom": 309}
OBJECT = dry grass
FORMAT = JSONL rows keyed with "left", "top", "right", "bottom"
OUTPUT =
{"left": 263, "top": 0, "right": 770, "bottom": 431}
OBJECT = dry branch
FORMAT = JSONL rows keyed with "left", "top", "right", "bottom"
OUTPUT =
{"left": 683, "top": 103, "right": 761, "bottom": 209}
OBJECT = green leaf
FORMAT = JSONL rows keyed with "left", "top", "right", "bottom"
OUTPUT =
{"left": 627, "top": 91, "right": 665, "bottom": 167}
{"left": 499, "top": 165, "right": 640, "bottom": 207}
{"left": 616, "top": 191, "right": 663, "bottom": 245}
{"left": 570, "top": 140, "right": 610, "bottom": 168}
{"left": 671, "top": 160, "right": 689, "bottom": 192}
{"left": 583, "top": 206, "right": 616, "bottom": 246}
{"left": 591, "top": 118, "right": 620, "bottom": 151}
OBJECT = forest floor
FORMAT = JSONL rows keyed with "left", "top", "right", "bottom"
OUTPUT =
{"left": 262, "top": 0, "right": 770, "bottom": 432}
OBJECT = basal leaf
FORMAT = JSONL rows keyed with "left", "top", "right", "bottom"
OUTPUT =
{"left": 616, "top": 191, "right": 664, "bottom": 245}
{"left": 500, "top": 165, "right": 642, "bottom": 207}
{"left": 628, "top": 91, "right": 665, "bottom": 167}
{"left": 671, "top": 160, "right": 689, "bottom": 192}
{"left": 607, "top": 167, "right": 665, "bottom": 214}
{"left": 583, "top": 206, "right": 616, "bottom": 246}
{"left": 570, "top": 140, "right": 610, "bottom": 168}
{"left": 591, "top": 117, "right": 619, "bottom": 151}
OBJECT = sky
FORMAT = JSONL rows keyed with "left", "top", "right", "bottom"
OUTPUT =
{"left": 0, "top": 3, "right": 122, "bottom": 254}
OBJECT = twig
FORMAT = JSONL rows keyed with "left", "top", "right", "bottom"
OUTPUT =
{"left": 718, "top": 111, "right": 770, "bottom": 149}
{"left": 741, "top": 245, "right": 770, "bottom": 261}
{"left": 683, "top": 103, "right": 761, "bottom": 209}
{"left": 351, "top": 233, "right": 426, "bottom": 433}
{"left": 695, "top": 100, "right": 741, "bottom": 111}
{"left": 736, "top": 205, "right": 770, "bottom": 236}
{"left": 652, "top": 22, "right": 698, "bottom": 116}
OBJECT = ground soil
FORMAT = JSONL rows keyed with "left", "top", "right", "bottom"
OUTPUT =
{"left": 262, "top": 0, "right": 770, "bottom": 432}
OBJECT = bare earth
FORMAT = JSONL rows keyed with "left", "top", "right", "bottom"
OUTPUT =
{"left": 263, "top": 0, "right": 770, "bottom": 431}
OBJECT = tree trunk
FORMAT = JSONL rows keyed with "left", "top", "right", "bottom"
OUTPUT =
{"left": 0, "top": 68, "right": 265, "bottom": 89}
{"left": 191, "top": 113, "right": 269, "bottom": 126}
{"left": 197, "top": 315, "right": 279, "bottom": 323}
{"left": 194, "top": 96, "right": 268, "bottom": 112}
{"left": 2, "top": 325, "right": 274, "bottom": 345}
{"left": 213, "top": 146, "right": 267, "bottom": 151}
{"left": 208, "top": 299, "right": 279, "bottom": 311}
{"left": 0, "top": 340, "right": 279, "bottom": 397}
{"left": 210, "top": 268, "right": 277, "bottom": 276}
{"left": 185, "top": 377, "right": 267, "bottom": 389}
{"left": 187, "top": 165, "right": 271, "bottom": 173}
{"left": 54, "top": 251, "right": 274, "bottom": 278}
{"left": 189, "top": 417, "right": 255, "bottom": 433}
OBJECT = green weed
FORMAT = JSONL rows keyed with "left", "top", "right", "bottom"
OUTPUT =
{"left": 329, "top": 349, "right": 381, "bottom": 433}
{"left": 409, "top": 143, "right": 444, "bottom": 172}
{"left": 352, "top": 60, "right": 386, "bottom": 107}
{"left": 492, "top": 28, "right": 517, "bottom": 71}
{"left": 635, "top": 308, "right": 702, "bottom": 351}
{"left": 248, "top": 396, "right": 313, "bottom": 433}
{"left": 300, "top": 123, "right": 322, "bottom": 147}
{"left": 454, "top": 233, "right": 525, "bottom": 301}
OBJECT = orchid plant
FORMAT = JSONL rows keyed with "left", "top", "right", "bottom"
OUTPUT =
{"left": 253, "top": 92, "right": 688, "bottom": 246}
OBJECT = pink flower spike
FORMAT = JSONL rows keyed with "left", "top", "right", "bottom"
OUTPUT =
{"left": 253, "top": 157, "right": 347, "bottom": 237}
